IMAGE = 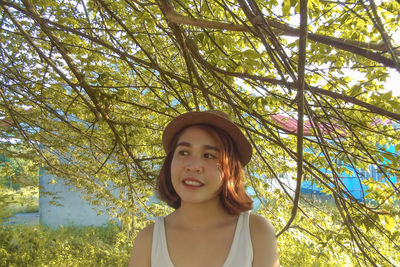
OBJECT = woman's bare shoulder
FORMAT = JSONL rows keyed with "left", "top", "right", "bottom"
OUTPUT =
{"left": 249, "top": 213, "right": 276, "bottom": 234}
{"left": 249, "top": 213, "right": 280, "bottom": 267}
{"left": 137, "top": 223, "right": 155, "bottom": 239}
{"left": 128, "top": 223, "right": 154, "bottom": 267}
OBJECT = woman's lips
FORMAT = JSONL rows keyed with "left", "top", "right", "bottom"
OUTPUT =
{"left": 182, "top": 178, "right": 204, "bottom": 188}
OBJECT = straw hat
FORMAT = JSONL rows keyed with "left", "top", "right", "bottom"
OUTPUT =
{"left": 162, "top": 110, "right": 252, "bottom": 166}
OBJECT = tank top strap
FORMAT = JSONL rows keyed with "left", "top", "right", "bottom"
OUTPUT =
{"left": 151, "top": 217, "right": 175, "bottom": 267}
{"left": 152, "top": 212, "right": 253, "bottom": 267}
{"left": 222, "top": 211, "right": 253, "bottom": 267}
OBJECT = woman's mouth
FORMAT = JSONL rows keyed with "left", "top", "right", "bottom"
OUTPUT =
{"left": 182, "top": 178, "right": 204, "bottom": 188}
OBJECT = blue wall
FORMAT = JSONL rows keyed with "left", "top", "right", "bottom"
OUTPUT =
{"left": 301, "top": 144, "right": 398, "bottom": 201}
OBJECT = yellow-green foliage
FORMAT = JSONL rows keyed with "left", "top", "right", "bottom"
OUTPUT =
{"left": 0, "top": 224, "right": 132, "bottom": 267}
{"left": 0, "top": 187, "right": 38, "bottom": 221}
{"left": 254, "top": 193, "right": 400, "bottom": 266}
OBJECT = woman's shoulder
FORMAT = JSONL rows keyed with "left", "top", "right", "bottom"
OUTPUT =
{"left": 128, "top": 223, "right": 155, "bottom": 267}
{"left": 136, "top": 223, "right": 155, "bottom": 241}
{"left": 249, "top": 212, "right": 276, "bottom": 234}
{"left": 249, "top": 212, "right": 280, "bottom": 267}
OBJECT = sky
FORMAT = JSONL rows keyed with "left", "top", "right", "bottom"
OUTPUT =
{"left": 386, "top": 68, "right": 400, "bottom": 97}
{"left": 380, "top": 25, "right": 399, "bottom": 97}
{"left": 281, "top": 4, "right": 400, "bottom": 98}
{"left": 378, "top": 0, "right": 400, "bottom": 97}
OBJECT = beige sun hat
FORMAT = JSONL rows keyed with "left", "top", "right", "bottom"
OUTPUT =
{"left": 162, "top": 110, "right": 252, "bottom": 166}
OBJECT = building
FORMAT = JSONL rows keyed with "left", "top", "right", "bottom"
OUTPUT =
{"left": 271, "top": 114, "right": 399, "bottom": 201}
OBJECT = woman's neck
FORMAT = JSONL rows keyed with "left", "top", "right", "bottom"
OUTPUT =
{"left": 168, "top": 200, "right": 235, "bottom": 231}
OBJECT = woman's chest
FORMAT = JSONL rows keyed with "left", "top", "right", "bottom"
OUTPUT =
{"left": 165, "top": 225, "right": 236, "bottom": 267}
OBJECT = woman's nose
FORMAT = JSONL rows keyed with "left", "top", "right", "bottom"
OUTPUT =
{"left": 185, "top": 157, "right": 203, "bottom": 172}
{"left": 186, "top": 165, "right": 202, "bottom": 172}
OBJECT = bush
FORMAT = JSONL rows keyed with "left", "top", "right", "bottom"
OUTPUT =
{"left": 0, "top": 224, "right": 133, "bottom": 267}
{"left": 0, "top": 187, "right": 38, "bottom": 221}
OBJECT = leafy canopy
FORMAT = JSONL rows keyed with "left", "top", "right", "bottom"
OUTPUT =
{"left": 0, "top": 0, "right": 399, "bottom": 265}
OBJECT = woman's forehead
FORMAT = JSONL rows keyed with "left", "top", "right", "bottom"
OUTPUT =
{"left": 177, "top": 125, "right": 220, "bottom": 147}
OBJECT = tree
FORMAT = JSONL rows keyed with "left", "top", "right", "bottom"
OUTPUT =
{"left": 0, "top": 0, "right": 399, "bottom": 265}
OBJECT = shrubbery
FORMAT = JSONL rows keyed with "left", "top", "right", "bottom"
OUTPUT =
{"left": 0, "top": 187, "right": 38, "bottom": 221}
{"left": 0, "top": 224, "right": 133, "bottom": 267}
{"left": 2, "top": 188, "right": 399, "bottom": 266}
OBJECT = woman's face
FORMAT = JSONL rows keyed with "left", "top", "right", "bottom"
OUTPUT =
{"left": 170, "top": 126, "right": 223, "bottom": 206}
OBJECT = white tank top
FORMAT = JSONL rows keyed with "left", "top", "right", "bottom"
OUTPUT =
{"left": 151, "top": 211, "right": 253, "bottom": 267}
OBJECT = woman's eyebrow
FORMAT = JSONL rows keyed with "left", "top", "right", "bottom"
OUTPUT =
{"left": 176, "top": 142, "right": 219, "bottom": 152}
{"left": 176, "top": 141, "right": 191, "bottom": 148}
{"left": 204, "top": 145, "right": 220, "bottom": 152}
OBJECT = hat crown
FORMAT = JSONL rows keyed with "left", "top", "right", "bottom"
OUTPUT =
{"left": 162, "top": 110, "right": 252, "bottom": 166}
{"left": 206, "top": 110, "right": 232, "bottom": 121}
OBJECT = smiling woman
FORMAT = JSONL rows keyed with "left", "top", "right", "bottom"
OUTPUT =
{"left": 159, "top": 123, "right": 253, "bottom": 215}
{"left": 129, "top": 110, "right": 280, "bottom": 267}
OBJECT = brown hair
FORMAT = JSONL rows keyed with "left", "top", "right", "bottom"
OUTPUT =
{"left": 156, "top": 125, "right": 253, "bottom": 215}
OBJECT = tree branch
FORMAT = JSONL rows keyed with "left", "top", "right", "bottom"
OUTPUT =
{"left": 158, "top": 0, "right": 399, "bottom": 69}
{"left": 277, "top": 0, "right": 308, "bottom": 237}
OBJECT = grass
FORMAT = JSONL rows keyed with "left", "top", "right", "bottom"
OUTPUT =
{"left": 0, "top": 186, "right": 38, "bottom": 221}
{"left": 0, "top": 223, "right": 132, "bottom": 266}
{"left": 0, "top": 187, "right": 132, "bottom": 266}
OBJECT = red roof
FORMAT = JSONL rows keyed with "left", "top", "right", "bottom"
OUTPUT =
{"left": 271, "top": 114, "right": 338, "bottom": 136}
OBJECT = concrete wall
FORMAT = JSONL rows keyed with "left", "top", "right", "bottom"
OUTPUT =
{"left": 39, "top": 169, "right": 116, "bottom": 227}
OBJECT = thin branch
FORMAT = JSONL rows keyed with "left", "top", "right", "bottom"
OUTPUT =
{"left": 277, "top": 0, "right": 308, "bottom": 237}
{"left": 157, "top": 0, "right": 399, "bottom": 69}
{"left": 364, "top": 0, "right": 399, "bottom": 67}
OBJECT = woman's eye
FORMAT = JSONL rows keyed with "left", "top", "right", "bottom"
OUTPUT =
{"left": 204, "top": 153, "right": 216, "bottom": 159}
{"left": 178, "top": 150, "right": 188, "bottom": 156}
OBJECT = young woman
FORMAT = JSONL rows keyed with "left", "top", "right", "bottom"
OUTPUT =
{"left": 129, "top": 110, "right": 280, "bottom": 267}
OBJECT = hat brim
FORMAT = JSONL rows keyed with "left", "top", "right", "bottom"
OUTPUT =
{"left": 162, "top": 111, "right": 252, "bottom": 166}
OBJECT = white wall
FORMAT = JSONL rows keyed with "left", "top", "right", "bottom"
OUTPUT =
{"left": 39, "top": 169, "right": 117, "bottom": 227}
